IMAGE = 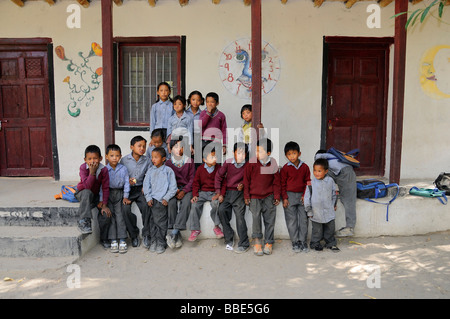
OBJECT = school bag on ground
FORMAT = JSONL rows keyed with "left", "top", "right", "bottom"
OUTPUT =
{"left": 433, "top": 172, "right": 450, "bottom": 195}
{"left": 356, "top": 179, "right": 399, "bottom": 221}
{"left": 409, "top": 187, "right": 448, "bottom": 205}
{"left": 54, "top": 185, "right": 79, "bottom": 203}
{"left": 327, "top": 147, "right": 360, "bottom": 168}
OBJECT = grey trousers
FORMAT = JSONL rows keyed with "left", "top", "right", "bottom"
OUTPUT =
{"left": 150, "top": 200, "right": 168, "bottom": 247}
{"left": 168, "top": 191, "right": 192, "bottom": 230}
{"left": 190, "top": 191, "right": 220, "bottom": 231}
{"left": 310, "top": 219, "right": 336, "bottom": 248}
{"left": 122, "top": 186, "right": 152, "bottom": 238}
{"left": 218, "top": 190, "right": 249, "bottom": 248}
{"left": 107, "top": 189, "right": 128, "bottom": 240}
{"left": 328, "top": 166, "right": 357, "bottom": 228}
{"left": 283, "top": 192, "right": 308, "bottom": 244}
{"left": 75, "top": 189, "right": 111, "bottom": 241}
{"left": 249, "top": 195, "right": 276, "bottom": 245}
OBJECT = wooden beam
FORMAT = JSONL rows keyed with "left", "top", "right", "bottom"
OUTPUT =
{"left": 251, "top": 0, "right": 262, "bottom": 140}
{"left": 390, "top": 0, "right": 408, "bottom": 184}
{"left": 281, "top": 0, "right": 288, "bottom": 4}
{"left": 45, "top": 0, "right": 56, "bottom": 5}
{"left": 378, "top": 0, "right": 394, "bottom": 8}
{"left": 313, "top": 0, "right": 325, "bottom": 7}
{"left": 179, "top": 0, "right": 189, "bottom": 6}
{"left": 409, "top": 0, "right": 424, "bottom": 4}
{"left": 345, "top": 0, "right": 358, "bottom": 8}
{"left": 244, "top": 0, "right": 251, "bottom": 6}
{"left": 11, "top": 0, "right": 24, "bottom": 7}
{"left": 77, "top": 0, "right": 90, "bottom": 8}
{"left": 148, "top": 0, "right": 156, "bottom": 7}
{"left": 212, "top": 0, "right": 221, "bottom": 4}
{"left": 101, "top": 0, "right": 115, "bottom": 147}
{"left": 113, "top": 0, "right": 123, "bottom": 6}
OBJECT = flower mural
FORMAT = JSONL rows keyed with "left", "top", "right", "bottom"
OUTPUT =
{"left": 56, "top": 42, "right": 103, "bottom": 117}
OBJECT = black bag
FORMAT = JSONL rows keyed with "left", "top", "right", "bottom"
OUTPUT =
{"left": 356, "top": 179, "right": 399, "bottom": 221}
{"left": 434, "top": 172, "right": 450, "bottom": 196}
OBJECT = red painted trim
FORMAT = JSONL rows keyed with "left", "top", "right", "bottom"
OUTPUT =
{"left": 251, "top": 0, "right": 262, "bottom": 137}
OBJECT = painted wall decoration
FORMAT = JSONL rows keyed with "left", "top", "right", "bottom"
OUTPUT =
{"left": 419, "top": 45, "right": 450, "bottom": 100}
{"left": 55, "top": 43, "right": 103, "bottom": 117}
{"left": 218, "top": 38, "right": 281, "bottom": 99}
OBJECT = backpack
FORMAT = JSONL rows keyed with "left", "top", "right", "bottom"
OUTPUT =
{"left": 356, "top": 179, "right": 399, "bottom": 221}
{"left": 409, "top": 187, "right": 448, "bottom": 205}
{"left": 433, "top": 172, "right": 450, "bottom": 195}
{"left": 54, "top": 185, "right": 79, "bottom": 203}
{"left": 327, "top": 147, "right": 360, "bottom": 168}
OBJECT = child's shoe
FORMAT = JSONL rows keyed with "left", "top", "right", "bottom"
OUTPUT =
{"left": 292, "top": 242, "right": 301, "bottom": 253}
{"left": 235, "top": 246, "right": 249, "bottom": 254}
{"left": 110, "top": 240, "right": 119, "bottom": 253}
{"left": 119, "top": 240, "right": 127, "bottom": 254}
{"left": 253, "top": 239, "right": 263, "bottom": 256}
{"left": 149, "top": 241, "right": 157, "bottom": 252}
{"left": 225, "top": 239, "right": 234, "bottom": 251}
{"left": 327, "top": 245, "right": 340, "bottom": 253}
{"left": 299, "top": 241, "right": 309, "bottom": 253}
{"left": 188, "top": 230, "right": 201, "bottom": 242}
{"left": 166, "top": 234, "right": 176, "bottom": 249}
{"left": 263, "top": 243, "right": 273, "bottom": 255}
{"left": 175, "top": 233, "right": 183, "bottom": 248}
{"left": 101, "top": 240, "right": 111, "bottom": 249}
{"left": 335, "top": 227, "right": 354, "bottom": 237}
{"left": 213, "top": 225, "right": 224, "bottom": 239}
{"left": 77, "top": 218, "right": 92, "bottom": 234}
{"left": 156, "top": 244, "right": 166, "bottom": 254}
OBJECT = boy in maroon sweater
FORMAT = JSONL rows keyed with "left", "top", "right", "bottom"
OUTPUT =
{"left": 216, "top": 143, "right": 249, "bottom": 253}
{"left": 165, "top": 138, "right": 195, "bottom": 249}
{"left": 243, "top": 138, "right": 281, "bottom": 256}
{"left": 189, "top": 143, "right": 225, "bottom": 241}
{"left": 281, "top": 141, "right": 311, "bottom": 253}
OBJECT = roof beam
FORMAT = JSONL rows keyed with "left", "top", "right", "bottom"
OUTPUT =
{"left": 77, "top": 0, "right": 90, "bottom": 8}
{"left": 212, "top": 0, "right": 221, "bottom": 4}
{"left": 179, "top": 0, "right": 188, "bottom": 6}
{"left": 45, "top": 0, "right": 55, "bottom": 5}
{"left": 148, "top": 0, "right": 156, "bottom": 7}
{"left": 345, "top": 0, "right": 358, "bottom": 8}
{"left": 11, "top": 0, "right": 24, "bottom": 7}
{"left": 313, "top": 0, "right": 325, "bottom": 7}
{"left": 378, "top": 0, "right": 394, "bottom": 7}
{"left": 113, "top": 0, "right": 123, "bottom": 6}
{"left": 281, "top": 0, "right": 288, "bottom": 3}
{"left": 244, "top": 0, "right": 251, "bottom": 5}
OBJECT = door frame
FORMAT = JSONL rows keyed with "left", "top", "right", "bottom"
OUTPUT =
{"left": 0, "top": 38, "right": 59, "bottom": 180}
{"left": 320, "top": 36, "right": 394, "bottom": 176}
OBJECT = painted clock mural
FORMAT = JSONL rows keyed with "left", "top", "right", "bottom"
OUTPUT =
{"left": 219, "top": 38, "right": 281, "bottom": 99}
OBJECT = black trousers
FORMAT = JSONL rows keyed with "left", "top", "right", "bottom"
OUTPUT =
{"left": 310, "top": 219, "right": 336, "bottom": 248}
{"left": 122, "top": 186, "right": 152, "bottom": 238}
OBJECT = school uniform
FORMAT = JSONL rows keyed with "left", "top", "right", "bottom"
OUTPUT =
{"left": 105, "top": 163, "right": 130, "bottom": 241}
{"left": 167, "top": 111, "right": 194, "bottom": 146}
{"left": 149, "top": 99, "right": 174, "bottom": 137}
{"left": 198, "top": 108, "right": 227, "bottom": 145}
{"left": 303, "top": 175, "right": 337, "bottom": 249}
{"left": 243, "top": 157, "right": 281, "bottom": 245}
{"left": 281, "top": 161, "right": 311, "bottom": 246}
{"left": 119, "top": 153, "right": 151, "bottom": 241}
{"left": 186, "top": 107, "right": 203, "bottom": 165}
{"left": 315, "top": 153, "right": 356, "bottom": 228}
{"left": 215, "top": 158, "right": 248, "bottom": 249}
{"left": 145, "top": 142, "right": 170, "bottom": 161}
{"left": 190, "top": 163, "right": 222, "bottom": 231}
{"left": 165, "top": 155, "right": 195, "bottom": 231}
{"left": 143, "top": 164, "right": 178, "bottom": 248}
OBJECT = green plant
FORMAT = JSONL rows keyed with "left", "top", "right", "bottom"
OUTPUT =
{"left": 393, "top": 0, "right": 448, "bottom": 29}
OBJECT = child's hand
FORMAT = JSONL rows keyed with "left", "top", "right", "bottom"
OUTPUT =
{"left": 237, "top": 183, "right": 244, "bottom": 191}
{"left": 273, "top": 199, "right": 280, "bottom": 206}
{"left": 162, "top": 199, "right": 168, "bottom": 206}
{"left": 129, "top": 177, "right": 137, "bottom": 186}
{"left": 123, "top": 198, "right": 131, "bottom": 205}
{"left": 218, "top": 195, "right": 224, "bottom": 203}
{"left": 147, "top": 199, "right": 153, "bottom": 207}
{"left": 283, "top": 199, "right": 289, "bottom": 208}
{"left": 245, "top": 198, "right": 251, "bottom": 206}
{"left": 222, "top": 145, "right": 227, "bottom": 156}
{"left": 334, "top": 206, "right": 337, "bottom": 211}
{"left": 257, "top": 123, "right": 264, "bottom": 129}
{"left": 176, "top": 190, "right": 185, "bottom": 200}
{"left": 212, "top": 193, "right": 220, "bottom": 202}
{"left": 101, "top": 204, "right": 112, "bottom": 217}
{"left": 88, "top": 162, "right": 98, "bottom": 175}
{"left": 191, "top": 196, "right": 198, "bottom": 203}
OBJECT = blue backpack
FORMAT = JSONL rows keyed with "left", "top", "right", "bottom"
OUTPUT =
{"left": 356, "top": 179, "right": 399, "bottom": 221}
{"left": 327, "top": 147, "right": 360, "bottom": 168}
{"left": 54, "top": 185, "right": 79, "bottom": 203}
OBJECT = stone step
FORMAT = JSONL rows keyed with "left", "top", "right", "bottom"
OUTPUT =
{"left": 0, "top": 206, "right": 79, "bottom": 227}
{"left": 0, "top": 225, "right": 98, "bottom": 258}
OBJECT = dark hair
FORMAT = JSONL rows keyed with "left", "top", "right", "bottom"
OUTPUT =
{"left": 152, "top": 147, "right": 167, "bottom": 158}
{"left": 106, "top": 144, "right": 121, "bottom": 155}
{"left": 130, "top": 135, "right": 147, "bottom": 146}
{"left": 155, "top": 82, "right": 172, "bottom": 102}
{"left": 315, "top": 149, "right": 327, "bottom": 155}
{"left": 284, "top": 141, "right": 300, "bottom": 154}
{"left": 205, "top": 92, "right": 219, "bottom": 104}
{"left": 240, "top": 104, "right": 252, "bottom": 119}
{"left": 84, "top": 145, "right": 101, "bottom": 158}
{"left": 173, "top": 95, "right": 186, "bottom": 108}
{"left": 257, "top": 138, "right": 273, "bottom": 154}
{"left": 169, "top": 135, "right": 184, "bottom": 149}
{"left": 188, "top": 90, "right": 204, "bottom": 106}
{"left": 202, "top": 141, "right": 217, "bottom": 158}
{"left": 233, "top": 142, "right": 248, "bottom": 154}
{"left": 151, "top": 128, "right": 166, "bottom": 141}
{"left": 314, "top": 158, "right": 329, "bottom": 170}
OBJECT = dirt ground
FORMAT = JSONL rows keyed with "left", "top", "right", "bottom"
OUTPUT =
{"left": 1, "top": 231, "right": 449, "bottom": 302}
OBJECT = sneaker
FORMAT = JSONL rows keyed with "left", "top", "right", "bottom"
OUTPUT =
{"left": 327, "top": 245, "right": 340, "bottom": 253}
{"left": 149, "top": 241, "right": 157, "bottom": 252}
{"left": 335, "top": 227, "right": 354, "bottom": 237}
{"left": 101, "top": 240, "right": 111, "bottom": 249}
{"left": 213, "top": 226, "right": 224, "bottom": 239}
{"left": 263, "top": 243, "right": 273, "bottom": 255}
{"left": 225, "top": 240, "right": 234, "bottom": 251}
{"left": 175, "top": 233, "right": 183, "bottom": 248}
{"left": 299, "top": 241, "right": 309, "bottom": 253}
{"left": 131, "top": 237, "right": 140, "bottom": 247}
{"left": 314, "top": 245, "right": 323, "bottom": 251}
{"left": 77, "top": 218, "right": 92, "bottom": 234}
{"left": 119, "top": 240, "right": 127, "bottom": 254}
{"left": 156, "top": 244, "right": 166, "bottom": 254}
{"left": 188, "top": 230, "right": 201, "bottom": 242}
{"left": 235, "top": 246, "right": 249, "bottom": 254}
{"left": 143, "top": 235, "right": 151, "bottom": 249}
{"left": 253, "top": 243, "right": 263, "bottom": 256}
{"left": 110, "top": 240, "right": 119, "bottom": 253}
{"left": 292, "top": 242, "right": 301, "bottom": 253}
{"left": 166, "top": 234, "right": 176, "bottom": 249}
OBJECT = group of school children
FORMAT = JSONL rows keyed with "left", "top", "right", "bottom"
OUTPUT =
{"left": 75, "top": 82, "right": 357, "bottom": 256}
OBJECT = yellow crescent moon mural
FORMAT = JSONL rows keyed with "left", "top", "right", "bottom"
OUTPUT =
{"left": 420, "top": 45, "right": 450, "bottom": 100}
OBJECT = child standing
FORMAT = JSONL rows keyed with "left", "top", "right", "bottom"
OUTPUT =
{"left": 120, "top": 136, "right": 152, "bottom": 248}
{"left": 165, "top": 138, "right": 195, "bottom": 249}
{"left": 149, "top": 81, "right": 174, "bottom": 140}
{"left": 189, "top": 142, "right": 224, "bottom": 241}
{"left": 281, "top": 141, "right": 311, "bottom": 253}
{"left": 238, "top": 104, "right": 265, "bottom": 156}
{"left": 216, "top": 143, "right": 249, "bottom": 253}
{"left": 304, "top": 158, "right": 340, "bottom": 252}
{"left": 143, "top": 147, "right": 178, "bottom": 254}
{"left": 104, "top": 144, "right": 130, "bottom": 254}
{"left": 185, "top": 91, "right": 204, "bottom": 163}
{"left": 166, "top": 95, "right": 194, "bottom": 152}
{"left": 315, "top": 150, "right": 356, "bottom": 237}
{"left": 146, "top": 128, "right": 169, "bottom": 161}
{"left": 198, "top": 92, "right": 227, "bottom": 157}
{"left": 243, "top": 138, "right": 281, "bottom": 256}
{"left": 75, "top": 145, "right": 111, "bottom": 246}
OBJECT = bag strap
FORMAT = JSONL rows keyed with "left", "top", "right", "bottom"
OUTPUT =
{"left": 364, "top": 183, "right": 399, "bottom": 221}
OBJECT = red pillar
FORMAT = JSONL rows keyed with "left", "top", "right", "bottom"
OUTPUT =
{"left": 251, "top": 0, "right": 262, "bottom": 138}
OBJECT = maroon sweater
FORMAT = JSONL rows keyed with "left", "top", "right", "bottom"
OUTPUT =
{"left": 192, "top": 164, "right": 223, "bottom": 197}
{"left": 76, "top": 163, "right": 110, "bottom": 205}
{"left": 280, "top": 161, "right": 311, "bottom": 200}
{"left": 243, "top": 157, "right": 281, "bottom": 200}
{"left": 165, "top": 157, "right": 195, "bottom": 193}
{"left": 215, "top": 158, "right": 247, "bottom": 196}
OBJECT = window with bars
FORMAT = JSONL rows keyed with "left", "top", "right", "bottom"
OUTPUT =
{"left": 117, "top": 38, "right": 183, "bottom": 128}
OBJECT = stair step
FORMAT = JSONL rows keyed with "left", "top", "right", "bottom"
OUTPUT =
{"left": 0, "top": 206, "right": 79, "bottom": 227}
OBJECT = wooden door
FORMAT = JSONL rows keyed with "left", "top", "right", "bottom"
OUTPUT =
{"left": 0, "top": 45, "right": 53, "bottom": 176}
{"left": 325, "top": 38, "right": 392, "bottom": 176}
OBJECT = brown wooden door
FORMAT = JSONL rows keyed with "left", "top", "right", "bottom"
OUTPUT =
{"left": 0, "top": 46, "right": 53, "bottom": 177}
{"left": 325, "top": 38, "right": 392, "bottom": 176}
